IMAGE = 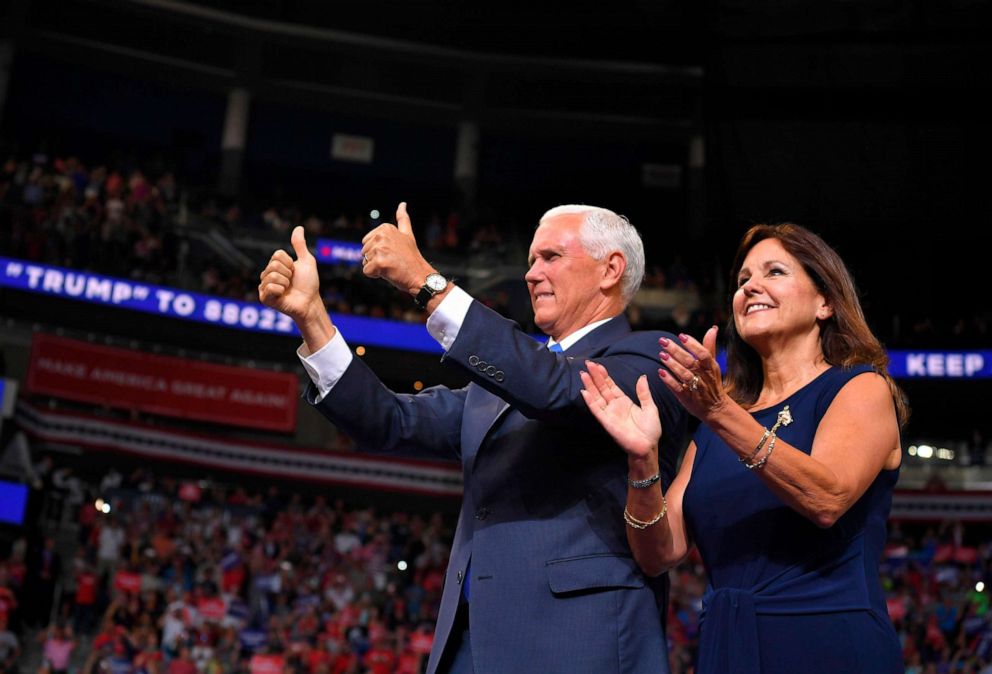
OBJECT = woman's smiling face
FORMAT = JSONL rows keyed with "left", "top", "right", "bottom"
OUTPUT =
{"left": 732, "top": 237, "right": 832, "bottom": 347}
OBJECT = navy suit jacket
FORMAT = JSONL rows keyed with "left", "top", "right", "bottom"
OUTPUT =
{"left": 309, "top": 301, "right": 686, "bottom": 674}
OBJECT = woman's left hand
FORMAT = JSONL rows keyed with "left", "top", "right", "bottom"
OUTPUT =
{"left": 659, "top": 325, "right": 729, "bottom": 422}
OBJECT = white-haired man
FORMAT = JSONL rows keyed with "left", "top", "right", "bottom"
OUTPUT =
{"left": 260, "top": 203, "right": 686, "bottom": 674}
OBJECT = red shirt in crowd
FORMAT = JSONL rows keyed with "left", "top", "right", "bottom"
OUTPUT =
{"left": 306, "top": 648, "right": 331, "bottom": 674}
{"left": 364, "top": 647, "right": 396, "bottom": 674}
{"left": 113, "top": 570, "right": 142, "bottom": 595}
{"left": 396, "top": 650, "right": 422, "bottom": 674}
{"left": 167, "top": 658, "right": 198, "bottom": 674}
{"left": 409, "top": 629, "right": 433, "bottom": 655}
{"left": 75, "top": 571, "right": 98, "bottom": 606}
{"left": 329, "top": 653, "right": 358, "bottom": 674}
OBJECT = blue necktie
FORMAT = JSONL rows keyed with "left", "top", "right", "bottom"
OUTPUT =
{"left": 463, "top": 340, "right": 564, "bottom": 602}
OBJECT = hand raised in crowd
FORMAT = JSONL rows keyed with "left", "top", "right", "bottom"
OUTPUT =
{"left": 657, "top": 326, "right": 729, "bottom": 422}
{"left": 258, "top": 226, "right": 321, "bottom": 323}
{"left": 580, "top": 363, "right": 662, "bottom": 459}
{"left": 360, "top": 202, "right": 434, "bottom": 295}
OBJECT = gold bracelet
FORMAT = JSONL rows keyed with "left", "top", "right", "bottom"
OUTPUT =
{"left": 744, "top": 432, "right": 776, "bottom": 470}
{"left": 740, "top": 405, "right": 793, "bottom": 465}
{"left": 623, "top": 496, "right": 668, "bottom": 530}
{"left": 740, "top": 428, "right": 771, "bottom": 464}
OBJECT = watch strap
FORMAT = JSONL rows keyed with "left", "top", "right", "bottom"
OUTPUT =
{"left": 414, "top": 273, "right": 448, "bottom": 310}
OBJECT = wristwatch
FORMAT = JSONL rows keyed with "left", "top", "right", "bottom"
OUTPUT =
{"left": 414, "top": 272, "right": 449, "bottom": 309}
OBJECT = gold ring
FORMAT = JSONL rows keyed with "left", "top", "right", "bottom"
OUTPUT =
{"left": 362, "top": 253, "right": 369, "bottom": 265}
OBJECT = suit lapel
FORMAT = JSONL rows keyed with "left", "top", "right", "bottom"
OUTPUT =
{"left": 464, "top": 314, "right": 633, "bottom": 471}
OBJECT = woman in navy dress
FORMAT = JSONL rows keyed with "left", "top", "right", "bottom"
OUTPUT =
{"left": 580, "top": 223, "right": 908, "bottom": 673}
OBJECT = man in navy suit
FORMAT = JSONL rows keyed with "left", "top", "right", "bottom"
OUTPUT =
{"left": 260, "top": 203, "right": 686, "bottom": 674}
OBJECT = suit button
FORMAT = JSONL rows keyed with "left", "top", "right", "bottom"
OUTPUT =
{"left": 456, "top": 570, "right": 463, "bottom": 584}
{"left": 477, "top": 361, "right": 488, "bottom": 371}
{"left": 494, "top": 371, "right": 505, "bottom": 382}
{"left": 468, "top": 355, "right": 480, "bottom": 366}
{"left": 485, "top": 365, "right": 497, "bottom": 376}
{"left": 475, "top": 507, "right": 491, "bottom": 520}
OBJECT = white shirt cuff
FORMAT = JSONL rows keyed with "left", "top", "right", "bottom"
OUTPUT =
{"left": 426, "top": 286, "right": 474, "bottom": 351}
{"left": 297, "top": 330, "right": 353, "bottom": 402}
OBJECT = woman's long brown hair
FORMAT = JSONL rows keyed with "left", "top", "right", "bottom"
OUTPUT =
{"left": 724, "top": 223, "right": 910, "bottom": 426}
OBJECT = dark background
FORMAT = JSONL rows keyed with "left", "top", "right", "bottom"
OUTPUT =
{"left": 1, "top": 0, "right": 990, "bottom": 442}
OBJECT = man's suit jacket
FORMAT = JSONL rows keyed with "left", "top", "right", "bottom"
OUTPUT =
{"left": 309, "top": 301, "right": 686, "bottom": 674}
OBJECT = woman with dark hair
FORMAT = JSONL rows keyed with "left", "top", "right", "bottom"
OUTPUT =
{"left": 580, "top": 223, "right": 907, "bottom": 673}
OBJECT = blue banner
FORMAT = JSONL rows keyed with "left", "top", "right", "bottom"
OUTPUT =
{"left": 5, "top": 257, "right": 990, "bottom": 372}
{"left": 315, "top": 238, "right": 363, "bottom": 266}
{"left": 0, "top": 256, "right": 444, "bottom": 354}
{"left": 0, "top": 480, "right": 28, "bottom": 526}
{"left": 887, "top": 350, "right": 991, "bottom": 379}
{"left": 716, "top": 350, "right": 991, "bottom": 379}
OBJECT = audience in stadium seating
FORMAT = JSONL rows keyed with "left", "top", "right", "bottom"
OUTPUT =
{"left": 0, "top": 153, "right": 181, "bottom": 289}
{"left": 3, "top": 146, "right": 992, "bottom": 344}
{"left": 1, "top": 462, "right": 452, "bottom": 674}
{"left": 1, "top": 456, "right": 991, "bottom": 673}
{"left": 0, "top": 150, "right": 717, "bottom": 335}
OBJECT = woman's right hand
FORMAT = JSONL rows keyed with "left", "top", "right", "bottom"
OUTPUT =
{"left": 580, "top": 361, "right": 662, "bottom": 459}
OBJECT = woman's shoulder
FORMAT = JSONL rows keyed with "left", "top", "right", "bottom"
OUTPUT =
{"left": 813, "top": 363, "right": 887, "bottom": 417}
{"left": 817, "top": 363, "right": 881, "bottom": 393}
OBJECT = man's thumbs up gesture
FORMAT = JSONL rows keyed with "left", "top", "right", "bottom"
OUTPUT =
{"left": 259, "top": 225, "right": 337, "bottom": 354}
{"left": 259, "top": 225, "right": 321, "bottom": 323}
{"left": 361, "top": 202, "right": 436, "bottom": 296}
{"left": 259, "top": 201, "right": 441, "bottom": 355}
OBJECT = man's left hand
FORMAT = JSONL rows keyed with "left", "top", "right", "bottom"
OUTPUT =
{"left": 361, "top": 202, "right": 434, "bottom": 295}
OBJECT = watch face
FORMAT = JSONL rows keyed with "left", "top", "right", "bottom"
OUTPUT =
{"left": 425, "top": 273, "right": 447, "bottom": 292}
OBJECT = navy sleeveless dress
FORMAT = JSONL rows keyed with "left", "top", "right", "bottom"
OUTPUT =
{"left": 682, "top": 365, "right": 902, "bottom": 673}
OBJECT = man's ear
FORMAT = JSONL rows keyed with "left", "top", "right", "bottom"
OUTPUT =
{"left": 601, "top": 251, "right": 626, "bottom": 292}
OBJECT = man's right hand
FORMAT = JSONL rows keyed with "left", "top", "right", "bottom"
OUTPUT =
{"left": 259, "top": 226, "right": 335, "bottom": 353}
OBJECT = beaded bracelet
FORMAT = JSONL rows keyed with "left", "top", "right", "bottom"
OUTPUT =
{"left": 628, "top": 472, "right": 661, "bottom": 489}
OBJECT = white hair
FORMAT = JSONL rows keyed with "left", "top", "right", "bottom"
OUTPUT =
{"left": 538, "top": 204, "right": 645, "bottom": 305}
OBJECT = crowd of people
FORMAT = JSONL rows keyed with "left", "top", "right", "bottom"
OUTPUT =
{"left": 2, "top": 144, "right": 990, "bottom": 349}
{"left": 0, "top": 148, "right": 715, "bottom": 333}
{"left": 3, "top": 146, "right": 991, "bottom": 673}
{"left": 0, "top": 456, "right": 990, "bottom": 673}
{"left": 0, "top": 152, "right": 183, "bottom": 288}
{"left": 0, "top": 462, "right": 452, "bottom": 674}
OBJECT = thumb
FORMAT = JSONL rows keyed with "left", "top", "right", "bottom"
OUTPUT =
{"left": 290, "top": 226, "right": 311, "bottom": 261}
{"left": 635, "top": 374, "right": 655, "bottom": 410}
{"left": 703, "top": 325, "right": 719, "bottom": 358}
{"left": 396, "top": 202, "right": 415, "bottom": 239}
